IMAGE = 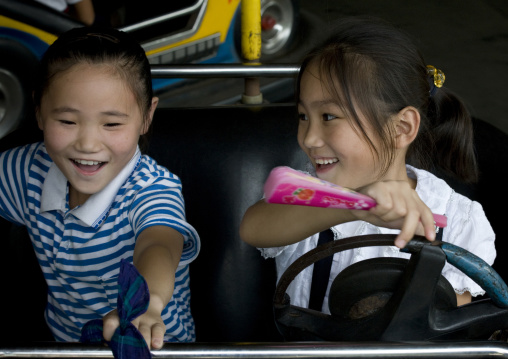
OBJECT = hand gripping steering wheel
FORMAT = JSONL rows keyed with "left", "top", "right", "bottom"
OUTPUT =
{"left": 273, "top": 235, "right": 508, "bottom": 341}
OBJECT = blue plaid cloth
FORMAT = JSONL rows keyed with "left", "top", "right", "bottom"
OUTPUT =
{"left": 81, "top": 259, "right": 152, "bottom": 359}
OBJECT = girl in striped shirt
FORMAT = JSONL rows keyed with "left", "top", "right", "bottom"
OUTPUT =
{"left": 0, "top": 26, "right": 200, "bottom": 348}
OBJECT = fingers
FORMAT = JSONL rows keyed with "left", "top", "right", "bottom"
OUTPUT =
{"left": 137, "top": 320, "right": 151, "bottom": 349}
{"left": 359, "top": 181, "right": 436, "bottom": 249}
{"left": 103, "top": 310, "right": 120, "bottom": 342}
{"left": 103, "top": 310, "right": 165, "bottom": 350}
{"left": 149, "top": 322, "right": 166, "bottom": 349}
{"left": 134, "top": 317, "right": 166, "bottom": 350}
{"left": 394, "top": 211, "right": 424, "bottom": 248}
{"left": 390, "top": 199, "right": 435, "bottom": 248}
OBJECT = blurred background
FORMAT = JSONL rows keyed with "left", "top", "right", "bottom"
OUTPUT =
{"left": 163, "top": 0, "right": 508, "bottom": 135}
{"left": 299, "top": 0, "right": 508, "bottom": 135}
{"left": 1, "top": 0, "right": 507, "bottom": 134}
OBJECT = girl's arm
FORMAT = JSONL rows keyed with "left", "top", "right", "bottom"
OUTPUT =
{"left": 240, "top": 199, "right": 353, "bottom": 247}
{"left": 457, "top": 292, "right": 472, "bottom": 306}
{"left": 240, "top": 180, "right": 436, "bottom": 249}
{"left": 103, "top": 225, "right": 184, "bottom": 350}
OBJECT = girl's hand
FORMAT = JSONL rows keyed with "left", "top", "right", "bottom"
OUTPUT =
{"left": 353, "top": 180, "right": 436, "bottom": 248}
{"left": 102, "top": 305, "right": 166, "bottom": 350}
{"left": 131, "top": 306, "right": 166, "bottom": 350}
{"left": 102, "top": 309, "right": 120, "bottom": 344}
{"left": 102, "top": 226, "right": 183, "bottom": 349}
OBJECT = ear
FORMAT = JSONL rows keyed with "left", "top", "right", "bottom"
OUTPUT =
{"left": 394, "top": 106, "right": 420, "bottom": 149}
{"left": 33, "top": 92, "right": 43, "bottom": 131}
{"left": 35, "top": 110, "right": 44, "bottom": 131}
{"left": 142, "top": 97, "right": 159, "bottom": 135}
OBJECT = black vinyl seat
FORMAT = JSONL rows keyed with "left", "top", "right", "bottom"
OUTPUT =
{"left": 146, "top": 104, "right": 307, "bottom": 342}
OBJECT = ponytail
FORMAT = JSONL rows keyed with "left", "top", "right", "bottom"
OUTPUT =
{"left": 430, "top": 88, "right": 478, "bottom": 183}
{"left": 409, "top": 87, "right": 478, "bottom": 183}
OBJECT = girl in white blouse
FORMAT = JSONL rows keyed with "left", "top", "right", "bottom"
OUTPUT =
{"left": 240, "top": 17, "right": 495, "bottom": 308}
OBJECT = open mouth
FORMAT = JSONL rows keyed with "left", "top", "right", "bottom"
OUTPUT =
{"left": 315, "top": 158, "right": 338, "bottom": 169}
{"left": 71, "top": 159, "right": 106, "bottom": 173}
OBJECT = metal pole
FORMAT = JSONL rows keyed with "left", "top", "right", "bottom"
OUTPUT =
{"left": 240, "top": 0, "right": 263, "bottom": 104}
{"left": 150, "top": 64, "right": 299, "bottom": 78}
{"left": 2, "top": 342, "right": 508, "bottom": 358}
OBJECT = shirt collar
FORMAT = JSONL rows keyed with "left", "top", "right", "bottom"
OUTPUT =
{"left": 40, "top": 149, "right": 142, "bottom": 228}
{"left": 40, "top": 163, "right": 68, "bottom": 213}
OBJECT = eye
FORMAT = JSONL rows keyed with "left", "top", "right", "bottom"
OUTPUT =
{"left": 58, "top": 119, "right": 75, "bottom": 125}
{"left": 104, "top": 122, "right": 122, "bottom": 128}
{"left": 298, "top": 113, "right": 308, "bottom": 121}
{"left": 323, "top": 114, "right": 337, "bottom": 121}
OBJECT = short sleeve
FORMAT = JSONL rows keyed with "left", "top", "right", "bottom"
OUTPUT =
{"left": 130, "top": 174, "right": 200, "bottom": 266}
{"left": 441, "top": 194, "right": 496, "bottom": 296}
{"left": 258, "top": 246, "right": 286, "bottom": 258}
{"left": 0, "top": 144, "right": 39, "bottom": 224}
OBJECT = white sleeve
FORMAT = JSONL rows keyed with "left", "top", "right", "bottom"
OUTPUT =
{"left": 441, "top": 193, "right": 496, "bottom": 297}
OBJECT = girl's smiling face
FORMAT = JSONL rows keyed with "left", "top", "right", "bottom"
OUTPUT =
{"left": 37, "top": 63, "right": 156, "bottom": 207}
{"left": 297, "top": 64, "right": 383, "bottom": 189}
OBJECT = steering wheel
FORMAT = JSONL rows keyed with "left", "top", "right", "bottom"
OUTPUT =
{"left": 273, "top": 235, "right": 508, "bottom": 341}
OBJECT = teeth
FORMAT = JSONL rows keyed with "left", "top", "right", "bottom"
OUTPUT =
{"left": 74, "top": 159, "right": 102, "bottom": 166}
{"left": 315, "top": 158, "right": 338, "bottom": 165}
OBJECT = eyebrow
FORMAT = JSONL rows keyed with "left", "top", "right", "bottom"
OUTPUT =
{"left": 51, "top": 106, "right": 79, "bottom": 114}
{"left": 298, "top": 98, "right": 339, "bottom": 107}
{"left": 101, "top": 111, "right": 129, "bottom": 118}
{"left": 51, "top": 107, "right": 128, "bottom": 117}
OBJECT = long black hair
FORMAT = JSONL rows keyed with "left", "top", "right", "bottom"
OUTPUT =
{"left": 296, "top": 16, "right": 478, "bottom": 183}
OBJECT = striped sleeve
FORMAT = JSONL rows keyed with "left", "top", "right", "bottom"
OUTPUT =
{"left": 0, "top": 143, "right": 40, "bottom": 224}
{"left": 129, "top": 164, "right": 200, "bottom": 266}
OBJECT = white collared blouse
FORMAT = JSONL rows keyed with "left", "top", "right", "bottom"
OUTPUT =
{"left": 260, "top": 165, "right": 496, "bottom": 313}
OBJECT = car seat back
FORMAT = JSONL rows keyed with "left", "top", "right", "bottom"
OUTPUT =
{"left": 0, "top": 104, "right": 506, "bottom": 343}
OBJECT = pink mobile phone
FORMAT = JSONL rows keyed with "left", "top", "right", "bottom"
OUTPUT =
{"left": 263, "top": 166, "right": 447, "bottom": 228}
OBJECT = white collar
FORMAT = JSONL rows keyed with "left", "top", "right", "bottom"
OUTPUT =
{"left": 40, "top": 149, "right": 142, "bottom": 228}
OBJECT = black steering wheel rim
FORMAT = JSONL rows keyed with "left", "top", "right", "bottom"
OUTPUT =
{"left": 273, "top": 234, "right": 508, "bottom": 342}
{"left": 273, "top": 234, "right": 508, "bottom": 308}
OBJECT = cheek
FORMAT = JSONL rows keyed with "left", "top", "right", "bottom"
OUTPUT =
{"left": 296, "top": 131, "right": 304, "bottom": 150}
{"left": 43, "top": 127, "right": 69, "bottom": 152}
{"left": 107, "top": 131, "right": 140, "bottom": 154}
{"left": 296, "top": 122, "right": 308, "bottom": 150}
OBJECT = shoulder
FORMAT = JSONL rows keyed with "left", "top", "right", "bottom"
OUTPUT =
{"left": 118, "top": 154, "right": 186, "bottom": 214}
{"left": 1, "top": 141, "right": 46, "bottom": 158}
{"left": 1, "top": 142, "right": 51, "bottom": 172}
{"left": 408, "top": 165, "right": 451, "bottom": 194}
{"left": 129, "top": 154, "right": 182, "bottom": 188}
{"left": 408, "top": 164, "right": 486, "bottom": 218}
{"left": 408, "top": 166, "right": 495, "bottom": 260}
{"left": 409, "top": 164, "right": 492, "bottom": 234}
{"left": 408, "top": 165, "right": 453, "bottom": 215}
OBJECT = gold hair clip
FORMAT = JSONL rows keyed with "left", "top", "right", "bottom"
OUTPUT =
{"left": 426, "top": 65, "right": 445, "bottom": 88}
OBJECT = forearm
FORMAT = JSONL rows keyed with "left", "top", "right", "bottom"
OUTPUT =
{"left": 133, "top": 226, "right": 184, "bottom": 311}
{"left": 101, "top": 226, "right": 184, "bottom": 349}
{"left": 239, "top": 199, "right": 356, "bottom": 248}
{"left": 456, "top": 292, "right": 472, "bottom": 306}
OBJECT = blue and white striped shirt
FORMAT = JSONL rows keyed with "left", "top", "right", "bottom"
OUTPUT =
{"left": 0, "top": 142, "right": 200, "bottom": 342}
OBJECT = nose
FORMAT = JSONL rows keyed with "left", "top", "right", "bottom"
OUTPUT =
{"left": 299, "top": 119, "right": 324, "bottom": 149}
{"left": 75, "top": 125, "right": 101, "bottom": 153}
